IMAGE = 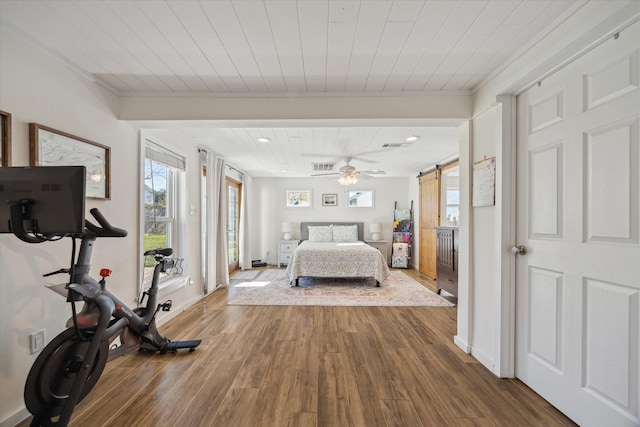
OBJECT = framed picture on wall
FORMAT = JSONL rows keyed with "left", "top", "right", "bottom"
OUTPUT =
{"left": 286, "top": 189, "right": 312, "bottom": 208}
{"left": 322, "top": 193, "right": 337, "bottom": 206}
{"left": 0, "top": 111, "right": 11, "bottom": 167}
{"left": 348, "top": 190, "right": 374, "bottom": 208}
{"left": 29, "top": 123, "right": 111, "bottom": 199}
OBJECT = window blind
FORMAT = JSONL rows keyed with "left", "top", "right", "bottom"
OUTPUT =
{"left": 145, "top": 140, "right": 185, "bottom": 171}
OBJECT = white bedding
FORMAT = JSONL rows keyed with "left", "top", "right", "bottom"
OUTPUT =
{"left": 285, "top": 240, "right": 390, "bottom": 285}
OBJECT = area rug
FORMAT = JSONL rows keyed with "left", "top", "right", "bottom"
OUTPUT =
{"left": 227, "top": 269, "right": 454, "bottom": 307}
{"left": 231, "top": 270, "right": 261, "bottom": 280}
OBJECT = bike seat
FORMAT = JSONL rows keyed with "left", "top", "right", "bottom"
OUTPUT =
{"left": 144, "top": 248, "right": 173, "bottom": 257}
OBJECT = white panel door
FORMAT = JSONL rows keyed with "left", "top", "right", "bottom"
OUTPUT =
{"left": 516, "top": 22, "right": 640, "bottom": 427}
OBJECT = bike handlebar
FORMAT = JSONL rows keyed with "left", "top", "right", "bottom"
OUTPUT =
{"left": 85, "top": 208, "right": 128, "bottom": 238}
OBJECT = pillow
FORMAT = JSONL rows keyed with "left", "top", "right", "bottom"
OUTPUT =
{"left": 307, "top": 225, "right": 333, "bottom": 242}
{"left": 332, "top": 224, "right": 358, "bottom": 242}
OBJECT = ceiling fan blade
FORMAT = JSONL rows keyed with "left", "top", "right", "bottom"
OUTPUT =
{"left": 347, "top": 149, "right": 390, "bottom": 163}
{"left": 347, "top": 156, "right": 375, "bottom": 164}
{"left": 356, "top": 174, "right": 372, "bottom": 180}
{"left": 359, "top": 170, "right": 386, "bottom": 175}
{"left": 311, "top": 172, "right": 341, "bottom": 176}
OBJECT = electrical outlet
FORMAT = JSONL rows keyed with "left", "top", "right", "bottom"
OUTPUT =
{"left": 30, "top": 329, "right": 45, "bottom": 354}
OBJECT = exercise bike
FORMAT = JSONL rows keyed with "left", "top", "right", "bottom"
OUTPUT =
{"left": 14, "top": 206, "right": 201, "bottom": 426}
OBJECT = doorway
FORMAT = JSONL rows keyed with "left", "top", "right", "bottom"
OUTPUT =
{"left": 227, "top": 178, "right": 241, "bottom": 275}
{"left": 418, "top": 171, "right": 438, "bottom": 279}
{"left": 419, "top": 161, "right": 459, "bottom": 280}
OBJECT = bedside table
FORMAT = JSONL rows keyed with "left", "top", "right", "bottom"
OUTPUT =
{"left": 278, "top": 240, "right": 299, "bottom": 267}
{"left": 365, "top": 240, "right": 389, "bottom": 265}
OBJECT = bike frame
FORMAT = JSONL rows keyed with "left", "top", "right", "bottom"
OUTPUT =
{"left": 67, "top": 231, "right": 169, "bottom": 360}
{"left": 35, "top": 214, "right": 171, "bottom": 426}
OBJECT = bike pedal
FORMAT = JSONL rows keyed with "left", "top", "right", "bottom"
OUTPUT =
{"left": 160, "top": 300, "right": 172, "bottom": 312}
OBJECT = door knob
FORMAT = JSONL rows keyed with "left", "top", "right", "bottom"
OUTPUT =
{"left": 511, "top": 245, "right": 527, "bottom": 255}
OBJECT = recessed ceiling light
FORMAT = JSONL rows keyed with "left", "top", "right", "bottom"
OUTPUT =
{"left": 406, "top": 135, "right": 419, "bottom": 142}
{"left": 257, "top": 137, "right": 271, "bottom": 143}
{"left": 280, "top": 169, "right": 289, "bottom": 173}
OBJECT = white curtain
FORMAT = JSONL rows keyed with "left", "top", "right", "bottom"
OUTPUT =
{"left": 205, "top": 153, "right": 229, "bottom": 293}
{"left": 239, "top": 173, "right": 252, "bottom": 270}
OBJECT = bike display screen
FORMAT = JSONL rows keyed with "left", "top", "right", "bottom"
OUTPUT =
{"left": 0, "top": 166, "right": 86, "bottom": 235}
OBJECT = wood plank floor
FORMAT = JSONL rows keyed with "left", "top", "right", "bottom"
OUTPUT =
{"left": 21, "top": 268, "right": 576, "bottom": 427}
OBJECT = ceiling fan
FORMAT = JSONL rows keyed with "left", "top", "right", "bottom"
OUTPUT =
{"left": 311, "top": 157, "right": 385, "bottom": 185}
{"left": 303, "top": 148, "right": 387, "bottom": 164}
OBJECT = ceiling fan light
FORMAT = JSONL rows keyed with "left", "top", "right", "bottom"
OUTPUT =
{"left": 338, "top": 174, "right": 357, "bottom": 186}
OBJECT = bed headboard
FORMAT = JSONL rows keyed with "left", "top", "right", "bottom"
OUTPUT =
{"left": 299, "top": 222, "right": 365, "bottom": 241}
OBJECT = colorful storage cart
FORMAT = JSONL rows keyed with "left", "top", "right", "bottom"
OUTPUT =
{"left": 392, "top": 201, "right": 413, "bottom": 268}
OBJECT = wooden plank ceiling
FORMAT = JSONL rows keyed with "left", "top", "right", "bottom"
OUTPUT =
{"left": 0, "top": 0, "right": 582, "bottom": 177}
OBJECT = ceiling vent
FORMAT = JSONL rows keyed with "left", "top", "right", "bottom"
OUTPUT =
{"left": 312, "top": 163, "right": 335, "bottom": 172}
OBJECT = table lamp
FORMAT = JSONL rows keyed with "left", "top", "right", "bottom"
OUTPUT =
{"left": 370, "top": 223, "right": 382, "bottom": 240}
{"left": 282, "top": 222, "right": 294, "bottom": 240}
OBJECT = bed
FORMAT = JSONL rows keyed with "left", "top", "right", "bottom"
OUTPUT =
{"left": 285, "top": 222, "right": 390, "bottom": 287}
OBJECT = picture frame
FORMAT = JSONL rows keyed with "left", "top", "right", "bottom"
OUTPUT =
{"left": 322, "top": 193, "right": 338, "bottom": 206}
{"left": 286, "top": 189, "right": 312, "bottom": 208}
{"left": 348, "top": 190, "right": 374, "bottom": 208}
{"left": 29, "top": 123, "right": 111, "bottom": 199}
{"left": 0, "top": 110, "right": 11, "bottom": 167}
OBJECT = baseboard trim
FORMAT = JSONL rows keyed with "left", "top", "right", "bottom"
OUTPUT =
{"left": 1, "top": 407, "right": 30, "bottom": 427}
{"left": 470, "top": 346, "right": 495, "bottom": 374}
{"left": 454, "top": 335, "right": 471, "bottom": 354}
{"left": 454, "top": 336, "right": 497, "bottom": 375}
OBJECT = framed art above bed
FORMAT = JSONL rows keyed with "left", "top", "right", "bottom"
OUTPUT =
{"left": 322, "top": 193, "right": 337, "bottom": 206}
{"left": 286, "top": 189, "right": 312, "bottom": 208}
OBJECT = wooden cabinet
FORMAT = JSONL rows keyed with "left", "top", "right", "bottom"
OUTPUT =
{"left": 278, "top": 240, "right": 299, "bottom": 267}
{"left": 366, "top": 240, "right": 389, "bottom": 265}
{"left": 435, "top": 226, "right": 458, "bottom": 297}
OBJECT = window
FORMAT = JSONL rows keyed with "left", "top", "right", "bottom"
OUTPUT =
{"left": 348, "top": 190, "right": 374, "bottom": 208}
{"left": 143, "top": 141, "right": 186, "bottom": 285}
{"left": 441, "top": 165, "right": 460, "bottom": 226}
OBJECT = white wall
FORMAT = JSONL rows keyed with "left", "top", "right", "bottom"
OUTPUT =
{"left": 250, "top": 177, "right": 411, "bottom": 265}
{"left": 0, "top": 29, "right": 203, "bottom": 426}
{"left": 455, "top": 122, "right": 472, "bottom": 354}
{"left": 468, "top": 107, "right": 498, "bottom": 368}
